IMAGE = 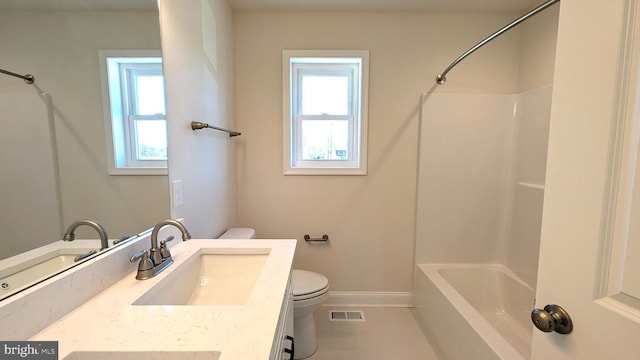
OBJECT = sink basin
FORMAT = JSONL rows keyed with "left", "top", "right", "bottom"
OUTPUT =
{"left": 64, "top": 351, "right": 220, "bottom": 360}
{"left": 133, "top": 248, "right": 270, "bottom": 306}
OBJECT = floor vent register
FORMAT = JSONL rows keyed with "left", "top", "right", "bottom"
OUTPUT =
{"left": 329, "top": 310, "right": 365, "bottom": 321}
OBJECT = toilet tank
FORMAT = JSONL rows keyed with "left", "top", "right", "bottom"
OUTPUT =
{"left": 218, "top": 228, "right": 256, "bottom": 239}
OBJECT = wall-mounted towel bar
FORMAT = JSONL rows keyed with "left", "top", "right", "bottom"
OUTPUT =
{"left": 191, "top": 121, "right": 241, "bottom": 137}
{"left": 0, "top": 68, "right": 35, "bottom": 84}
{"left": 304, "top": 234, "right": 329, "bottom": 242}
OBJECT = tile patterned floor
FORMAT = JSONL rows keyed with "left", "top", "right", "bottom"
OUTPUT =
{"left": 305, "top": 306, "right": 440, "bottom": 360}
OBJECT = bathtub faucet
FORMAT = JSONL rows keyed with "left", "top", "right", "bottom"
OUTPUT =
{"left": 63, "top": 219, "right": 109, "bottom": 251}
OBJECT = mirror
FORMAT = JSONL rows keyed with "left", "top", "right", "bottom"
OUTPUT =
{"left": 0, "top": 0, "right": 169, "bottom": 299}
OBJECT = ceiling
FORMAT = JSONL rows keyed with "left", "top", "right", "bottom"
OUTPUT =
{"left": 224, "top": 0, "right": 544, "bottom": 12}
{"left": 0, "top": 0, "right": 156, "bottom": 11}
{"left": 0, "top": 0, "right": 545, "bottom": 12}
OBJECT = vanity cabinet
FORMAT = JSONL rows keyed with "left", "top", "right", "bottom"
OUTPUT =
{"left": 271, "top": 277, "right": 294, "bottom": 360}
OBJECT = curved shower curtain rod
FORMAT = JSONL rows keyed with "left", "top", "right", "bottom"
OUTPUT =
{"left": 435, "top": 0, "right": 560, "bottom": 85}
{"left": 0, "top": 68, "right": 35, "bottom": 84}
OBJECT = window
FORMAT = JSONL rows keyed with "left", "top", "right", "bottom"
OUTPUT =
{"left": 283, "top": 50, "right": 369, "bottom": 175}
{"left": 99, "top": 50, "right": 167, "bottom": 175}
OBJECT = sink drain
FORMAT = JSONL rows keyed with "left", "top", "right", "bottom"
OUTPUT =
{"left": 1, "top": 282, "right": 10, "bottom": 290}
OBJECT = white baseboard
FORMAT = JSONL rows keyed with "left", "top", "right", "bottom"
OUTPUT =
{"left": 324, "top": 291, "right": 413, "bottom": 307}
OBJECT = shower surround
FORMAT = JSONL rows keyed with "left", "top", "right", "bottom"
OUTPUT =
{"left": 413, "top": 86, "right": 552, "bottom": 358}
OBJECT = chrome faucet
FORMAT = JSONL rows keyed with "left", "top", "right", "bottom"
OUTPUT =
{"left": 63, "top": 219, "right": 109, "bottom": 251}
{"left": 131, "top": 219, "right": 191, "bottom": 280}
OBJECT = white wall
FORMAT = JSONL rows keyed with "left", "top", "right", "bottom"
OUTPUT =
{"left": 1, "top": 94, "right": 61, "bottom": 258}
{"left": 160, "top": 0, "right": 237, "bottom": 237}
{"left": 234, "top": 10, "right": 525, "bottom": 292}
{"left": 416, "top": 93, "right": 517, "bottom": 266}
{"left": 0, "top": 10, "right": 169, "bottom": 245}
{"left": 518, "top": 6, "right": 560, "bottom": 91}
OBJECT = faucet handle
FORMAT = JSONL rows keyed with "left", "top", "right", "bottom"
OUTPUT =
{"left": 160, "top": 238, "right": 173, "bottom": 260}
{"left": 159, "top": 235, "right": 175, "bottom": 259}
{"left": 129, "top": 251, "right": 144, "bottom": 263}
{"left": 130, "top": 250, "right": 153, "bottom": 271}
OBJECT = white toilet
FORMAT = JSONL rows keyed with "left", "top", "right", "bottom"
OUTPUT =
{"left": 218, "top": 228, "right": 329, "bottom": 359}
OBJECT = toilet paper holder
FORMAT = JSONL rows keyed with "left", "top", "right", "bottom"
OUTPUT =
{"left": 303, "top": 234, "right": 329, "bottom": 242}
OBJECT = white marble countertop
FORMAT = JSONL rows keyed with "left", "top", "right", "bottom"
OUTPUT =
{"left": 31, "top": 239, "right": 296, "bottom": 360}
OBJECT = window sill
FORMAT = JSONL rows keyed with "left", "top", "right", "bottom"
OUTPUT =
{"left": 108, "top": 167, "right": 168, "bottom": 176}
{"left": 284, "top": 168, "right": 367, "bottom": 176}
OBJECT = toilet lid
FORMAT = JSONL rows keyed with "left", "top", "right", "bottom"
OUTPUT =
{"left": 292, "top": 270, "right": 329, "bottom": 297}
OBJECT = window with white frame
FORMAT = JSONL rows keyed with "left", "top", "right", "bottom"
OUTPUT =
{"left": 99, "top": 50, "right": 167, "bottom": 175}
{"left": 283, "top": 50, "right": 369, "bottom": 175}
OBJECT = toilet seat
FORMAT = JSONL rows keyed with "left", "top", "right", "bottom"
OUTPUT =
{"left": 292, "top": 270, "right": 329, "bottom": 301}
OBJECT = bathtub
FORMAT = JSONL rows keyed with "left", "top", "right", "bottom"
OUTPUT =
{"left": 412, "top": 264, "right": 535, "bottom": 360}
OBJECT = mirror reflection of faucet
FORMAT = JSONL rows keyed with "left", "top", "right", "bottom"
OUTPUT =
{"left": 73, "top": 249, "right": 97, "bottom": 262}
{"left": 62, "top": 219, "right": 109, "bottom": 250}
{"left": 112, "top": 235, "right": 131, "bottom": 246}
{"left": 130, "top": 220, "right": 191, "bottom": 280}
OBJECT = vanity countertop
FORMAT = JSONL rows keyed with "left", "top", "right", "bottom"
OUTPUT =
{"left": 30, "top": 239, "right": 296, "bottom": 360}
